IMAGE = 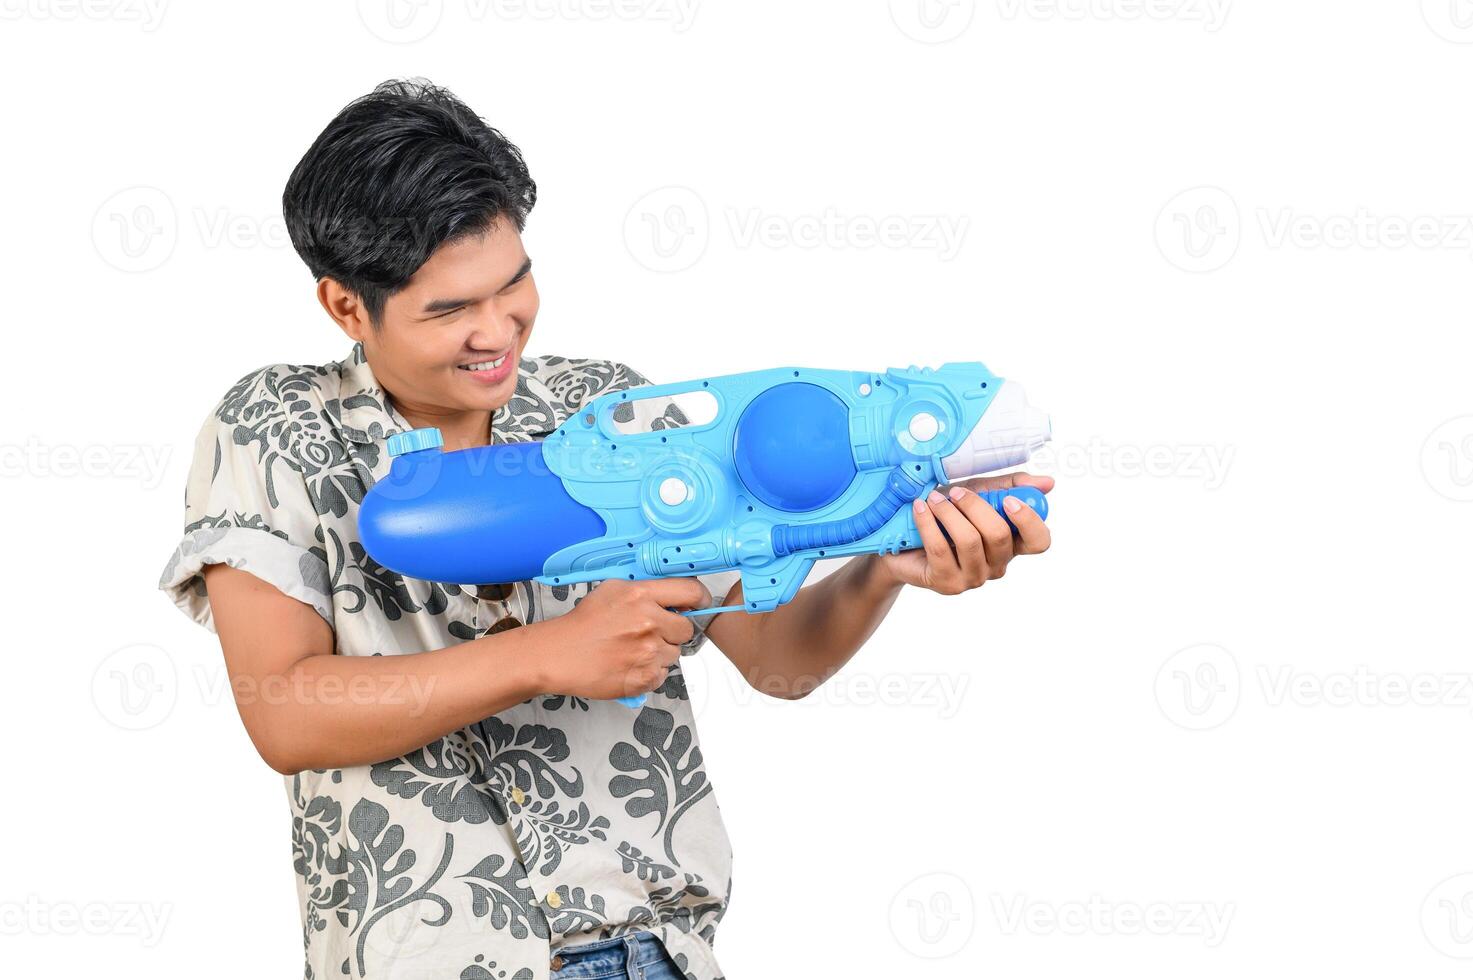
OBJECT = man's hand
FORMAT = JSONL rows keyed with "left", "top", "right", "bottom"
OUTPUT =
{"left": 876, "top": 472, "right": 1053, "bottom": 594}
{"left": 538, "top": 577, "right": 713, "bottom": 703}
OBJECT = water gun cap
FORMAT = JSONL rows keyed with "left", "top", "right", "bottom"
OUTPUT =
{"left": 387, "top": 427, "right": 444, "bottom": 458}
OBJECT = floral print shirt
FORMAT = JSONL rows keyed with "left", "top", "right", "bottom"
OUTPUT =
{"left": 159, "top": 343, "right": 742, "bottom": 980}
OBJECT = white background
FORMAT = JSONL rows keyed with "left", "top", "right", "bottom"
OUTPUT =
{"left": 2, "top": 2, "right": 1472, "bottom": 977}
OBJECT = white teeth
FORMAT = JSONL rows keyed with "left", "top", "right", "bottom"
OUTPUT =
{"left": 459, "top": 354, "right": 508, "bottom": 371}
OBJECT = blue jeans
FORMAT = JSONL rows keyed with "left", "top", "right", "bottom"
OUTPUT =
{"left": 549, "top": 931, "right": 684, "bottom": 980}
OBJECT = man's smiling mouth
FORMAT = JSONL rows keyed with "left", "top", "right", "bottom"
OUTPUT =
{"left": 457, "top": 353, "right": 509, "bottom": 371}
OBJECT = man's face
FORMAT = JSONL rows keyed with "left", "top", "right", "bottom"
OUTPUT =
{"left": 355, "top": 221, "right": 539, "bottom": 418}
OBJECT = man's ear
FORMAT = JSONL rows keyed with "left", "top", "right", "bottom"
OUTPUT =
{"left": 316, "top": 277, "right": 372, "bottom": 343}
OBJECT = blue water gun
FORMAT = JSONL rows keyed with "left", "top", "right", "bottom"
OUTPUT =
{"left": 359, "top": 362, "right": 1051, "bottom": 707}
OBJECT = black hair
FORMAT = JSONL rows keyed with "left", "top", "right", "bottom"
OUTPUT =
{"left": 282, "top": 78, "right": 536, "bottom": 324}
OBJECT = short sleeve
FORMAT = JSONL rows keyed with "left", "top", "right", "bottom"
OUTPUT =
{"left": 614, "top": 362, "right": 743, "bottom": 657}
{"left": 158, "top": 409, "right": 334, "bottom": 633}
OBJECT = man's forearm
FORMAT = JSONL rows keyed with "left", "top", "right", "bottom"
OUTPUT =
{"left": 219, "top": 597, "right": 580, "bottom": 777}
{"left": 259, "top": 632, "right": 551, "bottom": 774}
{"left": 711, "top": 555, "right": 905, "bottom": 699}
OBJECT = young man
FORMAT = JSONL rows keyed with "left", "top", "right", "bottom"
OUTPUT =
{"left": 158, "top": 79, "right": 1052, "bottom": 980}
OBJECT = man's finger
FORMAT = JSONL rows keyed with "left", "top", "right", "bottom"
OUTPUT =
{"left": 913, "top": 497, "right": 960, "bottom": 577}
{"left": 924, "top": 490, "right": 985, "bottom": 583}
{"left": 645, "top": 575, "right": 713, "bottom": 611}
{"left": 950, "top": 486, "right": 1013, "bottom": 576}
{"left": 655, "top": 608, "right": 698, "bottom": 646}
{"left": 960, "top": 472, "right": 1055, "bottom": 495}
{"left": 1004, "top": 495, "right": 1051, "bottom": 555}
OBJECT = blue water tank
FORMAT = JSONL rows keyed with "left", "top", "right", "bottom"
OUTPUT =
{"left": 359, "top": 431, "right": 607, "bottom": 584}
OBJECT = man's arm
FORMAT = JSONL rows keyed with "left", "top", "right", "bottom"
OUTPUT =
{"left": 704, "top": 473, "right": 1053, "bottom": 699}
{"left": 203, "top": 565, "right": 709, "bottom": 774}
{"left": 704, "top": 555, "right": 904, "bottom": 700}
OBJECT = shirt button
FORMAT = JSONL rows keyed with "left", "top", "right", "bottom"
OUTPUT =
{"left": 545, "top": 892, "right": 562, "bottom": 909}
{"left": 550, "top": 955, "right": 565, "bottom": 971}
{"left": 511, "top": 787, "right": 526, "bottom": 806}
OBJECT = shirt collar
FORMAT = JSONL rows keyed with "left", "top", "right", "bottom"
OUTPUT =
{"left": 332, "top": 342, "right": 563, "bottom": 445}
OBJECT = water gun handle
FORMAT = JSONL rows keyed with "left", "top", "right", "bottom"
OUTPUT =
{"left": 608, "top": 487, "right": 1045, "bottom": 709}
{"left": 978, "top": 486, "right": 1049, "bottom": 526}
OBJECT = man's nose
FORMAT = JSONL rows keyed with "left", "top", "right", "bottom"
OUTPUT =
{"left": 464, "top": 304, "right": 519, "bottom": 350}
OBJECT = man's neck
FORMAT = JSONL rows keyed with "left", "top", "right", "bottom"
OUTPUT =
{"left": 394, "top": 404, "right": 495, "bottom": 451}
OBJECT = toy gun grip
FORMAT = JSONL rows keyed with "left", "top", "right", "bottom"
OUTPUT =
{"left": 977, "top": 486, "right": 1049, "bottom": 524}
